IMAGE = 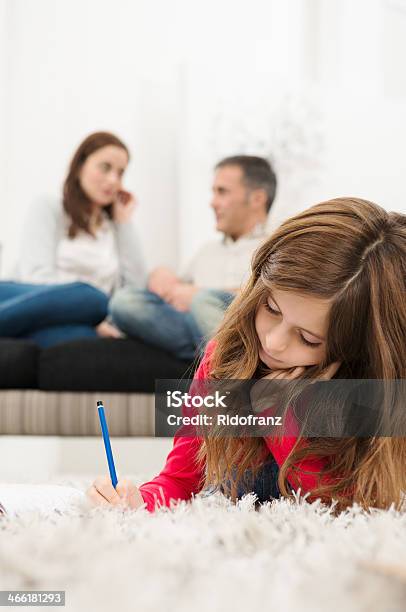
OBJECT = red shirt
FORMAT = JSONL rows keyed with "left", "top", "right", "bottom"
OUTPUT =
{"left": 139, "top": 341, "right": 330, "bottom": 512}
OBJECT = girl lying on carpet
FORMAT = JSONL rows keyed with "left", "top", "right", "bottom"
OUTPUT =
{"left": 88, "top": 197, "right": 406, "bottom": 514}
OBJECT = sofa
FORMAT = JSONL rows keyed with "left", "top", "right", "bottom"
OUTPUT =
{"left": 0, "top": 338, "right": 194, "bottom": 436}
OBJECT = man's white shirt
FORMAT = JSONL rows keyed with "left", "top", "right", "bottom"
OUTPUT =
{"left": 180, "top": 224, "right": 268, "bottom": 291}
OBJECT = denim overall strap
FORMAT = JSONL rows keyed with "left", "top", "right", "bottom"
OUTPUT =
{"left": 234, "top": 455, "right": 281, "bottom": 502}
{"left": 204, "top": 455, "right": 286, "bottom": 503}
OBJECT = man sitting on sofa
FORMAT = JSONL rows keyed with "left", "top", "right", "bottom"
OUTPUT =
{"left": 109, "top": 155, "right": 277, "bottom": 361}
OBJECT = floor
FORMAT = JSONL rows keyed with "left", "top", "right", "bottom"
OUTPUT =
{"left": 2, "top": 475, "right": 406, "bottom": 612}
{"left": 0, "top": 436, "right": 174, "bottom": 482}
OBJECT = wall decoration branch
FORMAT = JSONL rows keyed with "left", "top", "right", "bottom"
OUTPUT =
{"left": 208, "top": 87, "right": 325, "bottom": 198}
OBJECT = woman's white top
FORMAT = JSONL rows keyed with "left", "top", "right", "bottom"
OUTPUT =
{"left": 18, "top": 197, "right": 146, "bottom": 294}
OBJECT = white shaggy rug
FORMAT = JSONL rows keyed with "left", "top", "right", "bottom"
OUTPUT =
{"left": 1, "top": 477, "right": 406, "bottom": 612}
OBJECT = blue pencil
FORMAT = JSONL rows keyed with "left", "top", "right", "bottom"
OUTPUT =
{"left": 97, "top": 401, "right": 118, "bottom": 488}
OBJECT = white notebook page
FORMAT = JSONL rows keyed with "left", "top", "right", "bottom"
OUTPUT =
{"left": 0, "top": 484, "right": 86, "bottom": 516}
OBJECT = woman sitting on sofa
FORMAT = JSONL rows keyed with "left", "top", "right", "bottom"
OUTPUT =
{"left": 0, "top": 131, "right": 146, "bottom": 347}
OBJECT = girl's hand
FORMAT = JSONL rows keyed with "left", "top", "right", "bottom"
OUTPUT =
{"left": 250, "top": 367, "right": 306, "bottom": 413}
{"left": 262, "top": 361, "right": 341, "bottom": 381}
{"left": 113, "top": 190, "right": 136, "bottom": 223}
{"left": 86, "top": 476, "right": 144, "bottom": 510}
{"left": 262, "top": 366, "right": 306, "bottom": 381}
{"left": 251, "top": 363, "right": 341, "bottom": 414}
{"left": 316, "top": 361, "right": 342, "bottom": 380}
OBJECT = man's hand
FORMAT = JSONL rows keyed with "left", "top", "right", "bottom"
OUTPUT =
{"left": 87, "top": 476, "right": 144, "bottom": 510}
{"left": 166, "top": 283, "right": 199, "bottom": 312}
{"left": 148, "top": 267, "right": 179, "bottom": 300}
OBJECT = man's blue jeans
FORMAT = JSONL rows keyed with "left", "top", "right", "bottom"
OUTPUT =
{"left": 0, "top": 281, "right": 108, "bottom": 347}
{"left": 109, "top": 287, "right": 234, "bottom": 361}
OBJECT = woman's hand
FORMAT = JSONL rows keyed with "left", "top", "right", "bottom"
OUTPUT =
{"left": 86, "top": 476, "right": 144, "bottom": 510}
{"left": 113, "top": 190, "right": 136, "bottom": 223}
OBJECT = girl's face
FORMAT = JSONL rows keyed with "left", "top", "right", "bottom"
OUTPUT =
{"left": 79, "top": 145, "right": 128, "bottom": 206}
{"left": 255, "top": 287, "right": 331, "bottom": 370}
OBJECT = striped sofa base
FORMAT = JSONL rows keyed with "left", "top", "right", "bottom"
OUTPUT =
{"left": 0, "top": 391, "right": 155, "bottom": 436}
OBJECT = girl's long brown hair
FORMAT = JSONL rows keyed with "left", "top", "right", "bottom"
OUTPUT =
{"left": 199, "top": 197, "right": 406, "bottom": 512}
{"left": 63, "top": 132, "right": 129, "bottom": 237}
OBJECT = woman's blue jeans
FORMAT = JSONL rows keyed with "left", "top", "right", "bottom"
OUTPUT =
{"left": 0, "top": 281, "right": 108, "bottom": 347}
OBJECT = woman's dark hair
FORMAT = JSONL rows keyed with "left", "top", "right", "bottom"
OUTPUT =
{"left": 63, "top": 131, "right": 129, "bottom": 237}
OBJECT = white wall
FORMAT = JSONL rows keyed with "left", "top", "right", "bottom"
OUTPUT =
{"left": 312, "top": 0, "right": 406, "bottom": 211}
{"left": 1, "top": 0, "right": 406, "bottom": 275}
{"left": 177, "top": 0, "right": 406, "bottom": 262}
{"left": 0, "top": 0, "right": 9, "bottom": 274}
{"left": 0, "top": 0, "right": 182, "bottom": 274}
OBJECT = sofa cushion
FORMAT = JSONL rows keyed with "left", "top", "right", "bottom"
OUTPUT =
{"left": 0, "top": 340, "right": 39, "bottom": 389}
{"left": 38, "top": 338, "right": 194, "bottom": 392}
